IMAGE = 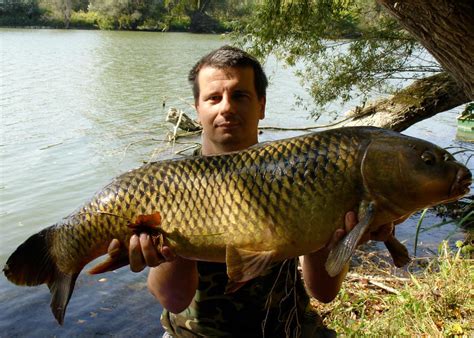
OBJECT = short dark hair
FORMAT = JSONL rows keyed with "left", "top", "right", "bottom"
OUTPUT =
{"left": 188, "top": 45, "right": 268, "bottom": 101}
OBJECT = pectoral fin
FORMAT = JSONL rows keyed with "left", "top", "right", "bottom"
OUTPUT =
{"left": 325, "top": 202, "right": 375, "bottom": 277}
{"left": 225, "top": 246, "right": 275, "bottom": 293}
{"left": 384, "top": 235, "right": 410, "bottom": 267}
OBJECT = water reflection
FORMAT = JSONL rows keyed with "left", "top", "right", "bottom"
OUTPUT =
{"left": 85, "top": 31, "right": 225, "bottom": 167}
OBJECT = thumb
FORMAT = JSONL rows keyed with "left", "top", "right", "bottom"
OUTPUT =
{"left": 326, "top": 228, "right": 346, "bottom": 251}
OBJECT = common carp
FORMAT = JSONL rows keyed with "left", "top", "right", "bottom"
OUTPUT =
{"left": 3, "top": 126, "right": 472, "bottom": 325}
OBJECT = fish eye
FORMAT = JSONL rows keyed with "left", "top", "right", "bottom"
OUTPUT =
{"left": 421, "top": 151, "right": 436, "bottom": 165}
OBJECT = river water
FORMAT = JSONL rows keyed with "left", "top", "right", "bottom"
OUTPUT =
{"left": 0, "top": 29, "right": 472, "bottom": 336}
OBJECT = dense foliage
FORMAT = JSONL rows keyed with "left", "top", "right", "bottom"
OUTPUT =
{"left": 0, "top": 0, "right": 256, "bottom": 31}
{"left": 235, "top": 0, "right": 443, "bottom": 118}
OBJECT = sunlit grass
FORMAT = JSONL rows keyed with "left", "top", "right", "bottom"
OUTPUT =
{"left": 312, "top": 241, "right": 473, "bottom": 336}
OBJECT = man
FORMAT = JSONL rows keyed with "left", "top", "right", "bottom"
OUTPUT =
{"left": 111, "top": 46, "right": 391, "bottom": 337}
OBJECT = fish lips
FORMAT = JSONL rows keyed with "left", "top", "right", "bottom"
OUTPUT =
{"left": 450, "top": 167, "right": 472, "bottom": 197}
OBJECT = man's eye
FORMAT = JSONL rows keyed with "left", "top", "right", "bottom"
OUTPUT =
{"left": 234, "top": 93, "right": 249, "bottom": 100}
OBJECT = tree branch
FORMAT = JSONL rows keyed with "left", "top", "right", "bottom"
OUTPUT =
{"left": 341, "top": 72, "right": 469, "bottom": 131}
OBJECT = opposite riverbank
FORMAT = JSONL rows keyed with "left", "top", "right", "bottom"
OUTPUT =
{"left": 0, "top": 2, "right": 245, "bottom": 33}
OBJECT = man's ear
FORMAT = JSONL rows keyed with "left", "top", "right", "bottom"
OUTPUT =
{"left": 194, "top": 102, "right": 201, "bottom": 123}
{"left": 259, "top": 97, "right": 266, "bottom": 120}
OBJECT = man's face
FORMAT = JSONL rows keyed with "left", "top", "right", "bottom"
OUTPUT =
{"left": 195, "top": 66, "right": 266, "bottom": 155}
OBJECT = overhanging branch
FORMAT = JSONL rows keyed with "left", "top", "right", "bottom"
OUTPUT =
{"left": 341, "top": 72, "right": 469, "bottom": 131}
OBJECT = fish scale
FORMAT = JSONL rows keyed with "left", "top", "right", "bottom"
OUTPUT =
{"left": 51, "top": 130, "right": 359, "bottom": 266}
{"left": 4, "top": 126, "right": 471, "bottom": 325}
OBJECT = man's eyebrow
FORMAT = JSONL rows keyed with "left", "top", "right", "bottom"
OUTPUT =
{"left": 202, "top": 89, "right": 221, "bottom": 96}
{"left": 233, "top": 89, "right": 251, "bottom": 95}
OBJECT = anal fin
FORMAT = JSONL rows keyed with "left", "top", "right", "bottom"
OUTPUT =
{"left": 384, "top": 235, "right": 411, "bottom": 267}
{"left": 127, "top": 212, "right": 162, "bottom": 235}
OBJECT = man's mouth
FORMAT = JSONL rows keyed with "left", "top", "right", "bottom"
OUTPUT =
{"left": 216, "top": 121, "right": 240, "bottom": 129}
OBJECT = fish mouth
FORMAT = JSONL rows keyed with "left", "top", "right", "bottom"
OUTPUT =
{"left": 450, "top": 167, "right": 472, "bottom": 198}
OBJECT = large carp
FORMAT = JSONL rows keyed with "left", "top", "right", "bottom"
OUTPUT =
{"left": 3, "top": 127, "right": 472, "bottom": 324}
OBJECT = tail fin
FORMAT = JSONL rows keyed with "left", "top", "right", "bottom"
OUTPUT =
{"left": 3, "top": 228, "right": 79, "bottom": 325}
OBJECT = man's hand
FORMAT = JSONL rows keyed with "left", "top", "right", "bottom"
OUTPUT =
{"left": 324, "top": 212, "right": 357, "bottom": 251}
{"left": 107, "top": 235, "right": 176, "bottom": 273}
{"left": 326, "top": 211, "right": 394, "bottom": 250}
{"left": 301, "top": 211, "right": 394, "bottom": 303}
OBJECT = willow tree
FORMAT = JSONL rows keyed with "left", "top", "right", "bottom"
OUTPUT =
{"left": 237, "top": 0, "right": 473, "bottom": 131}
{"left": 378, "top": 0, "right": 473, "bottom": 99}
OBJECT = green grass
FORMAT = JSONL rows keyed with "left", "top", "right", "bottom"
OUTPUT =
{"left": 312, "top": 241, "right": 473, "bottom": 336}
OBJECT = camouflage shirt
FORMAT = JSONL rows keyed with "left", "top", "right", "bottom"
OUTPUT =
{"left": 160, "top": 258, "right": 331, "bottom": 337}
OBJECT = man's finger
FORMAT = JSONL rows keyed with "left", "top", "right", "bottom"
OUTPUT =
{"left": 129, "top": 234, "right": 146, "bottom": 272}
{"left": 326, "top": 228, "right": 345, "bottom": 251}
{"left": 345, "top": 211, "right": 358, "bottom": 233}
{"left": 140, "top": 233, "right": 164, "bottom": 267}
{"left": 161, "top": 246, "right": 177, "bottom": 262}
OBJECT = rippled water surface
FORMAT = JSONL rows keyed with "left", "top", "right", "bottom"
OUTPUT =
{"left": 0, "top": 28, "right": 472, "bottom": 336}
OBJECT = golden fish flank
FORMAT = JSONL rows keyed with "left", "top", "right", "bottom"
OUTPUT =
{"left": 3, "top": 126, "right": 472, "bottom": 325}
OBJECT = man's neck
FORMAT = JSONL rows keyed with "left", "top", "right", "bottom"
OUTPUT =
{"left": 201, "top": 139, "right": 258, "bottom": 156}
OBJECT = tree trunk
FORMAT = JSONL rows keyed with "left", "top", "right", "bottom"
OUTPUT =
{"left": 377, "top": 0, "right": 474, "bottom": 100}
{"left": 59, "top": 0, "right": 72, "bottom": 28}
{"left": 341, "top": 72, "right": 469, "bottom": 132}
{"left": 189, "top": 11, "right": 220, "bottom": 33}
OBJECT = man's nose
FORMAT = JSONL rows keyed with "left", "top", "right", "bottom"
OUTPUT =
{"left": 218, "top": 96, "right": 234, "bottom": 115}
